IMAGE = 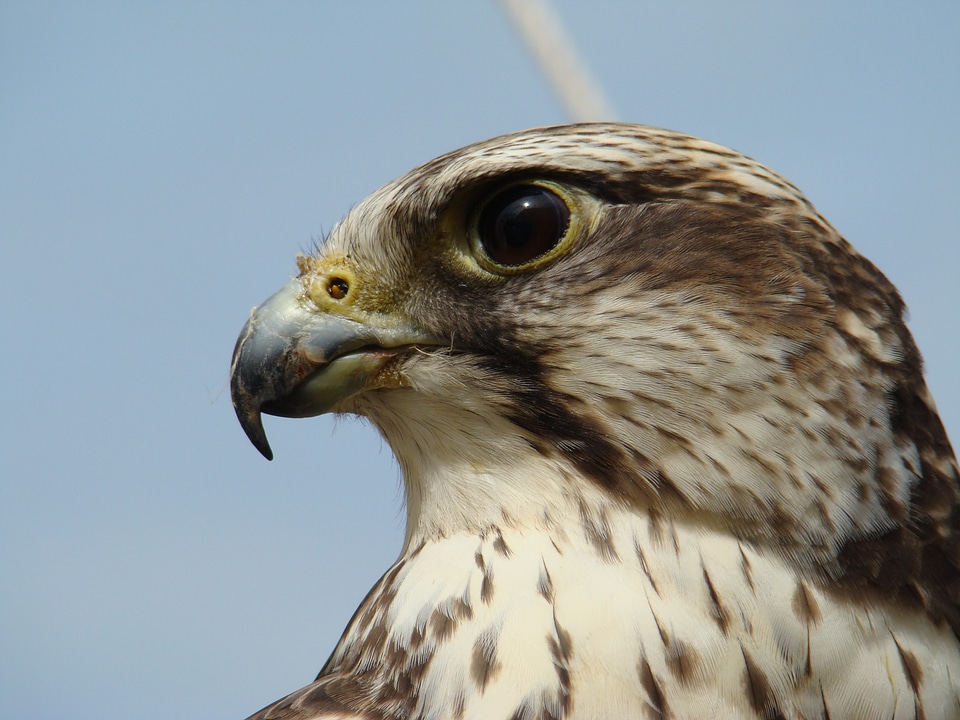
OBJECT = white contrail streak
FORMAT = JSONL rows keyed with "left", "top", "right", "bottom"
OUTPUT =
{"left": 498, "top": 0, "right": 618, "bottom": 122}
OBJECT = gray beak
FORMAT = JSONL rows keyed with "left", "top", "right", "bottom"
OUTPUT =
{"left": 229, "top": 279, "right": 436, "bottom": 460}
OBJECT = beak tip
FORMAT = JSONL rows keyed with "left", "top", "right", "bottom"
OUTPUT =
{"left": 237, "top": 403, "right": 275, "bottom": 461}
{"left": 231, "top": 314, "right": 278, "bottom": 461}
{"left": 231, "top": 378, "right": 276, "bottom": 461}
{"left": 247, "top": 413, "right": 276, "bottom": 461}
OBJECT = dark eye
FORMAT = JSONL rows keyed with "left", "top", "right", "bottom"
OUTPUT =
{"left": 477, "top": 185, "right": 571, "bottom": 267}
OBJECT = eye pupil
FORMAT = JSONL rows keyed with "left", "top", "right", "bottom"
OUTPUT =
{"left": 478, "top": 185, "right": 570, "bottom": 266}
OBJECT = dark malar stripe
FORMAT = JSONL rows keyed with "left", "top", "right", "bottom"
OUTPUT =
{"left": 478, "top": 354, "right": 652, "bottom": 502}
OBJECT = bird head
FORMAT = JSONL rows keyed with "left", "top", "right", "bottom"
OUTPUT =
{"left": 231, "top": 123, "right": 958, "bottom": 622}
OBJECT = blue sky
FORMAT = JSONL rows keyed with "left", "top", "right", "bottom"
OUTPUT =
{"left": 2, "top": 3, "right": 958, "bottom": 718}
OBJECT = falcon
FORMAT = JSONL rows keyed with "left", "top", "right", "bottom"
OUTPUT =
{"left": 230, "top": 123, "right": 960, "bottom": 719}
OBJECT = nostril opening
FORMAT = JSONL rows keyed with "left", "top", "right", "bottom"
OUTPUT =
{"left": 328, "top": 277, "right": 349, "bottom": 300}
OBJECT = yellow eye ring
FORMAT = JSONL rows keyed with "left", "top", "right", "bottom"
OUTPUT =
{"left": 469, "top": 180, "right": 583, "bottom": 274}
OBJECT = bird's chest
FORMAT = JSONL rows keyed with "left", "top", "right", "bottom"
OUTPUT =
{"left": 324, "top": 518, "right": 959, "bottom": 720}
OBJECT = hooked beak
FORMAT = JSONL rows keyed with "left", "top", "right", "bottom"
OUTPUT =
{"left": 229, "top": 279, "right": 438, "bottom": 460}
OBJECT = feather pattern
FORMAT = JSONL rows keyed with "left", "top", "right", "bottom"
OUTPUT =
{"left": 233, "top": 124, "right": 960, "bottom": 719}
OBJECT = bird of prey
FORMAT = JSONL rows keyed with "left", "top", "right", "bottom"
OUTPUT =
{"left": 230, "top": 123, "right": 960, "bottom": 719}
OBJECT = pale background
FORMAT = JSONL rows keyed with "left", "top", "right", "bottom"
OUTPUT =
{"left": 2, "top": 3, "right": 957, "bottom": 718}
